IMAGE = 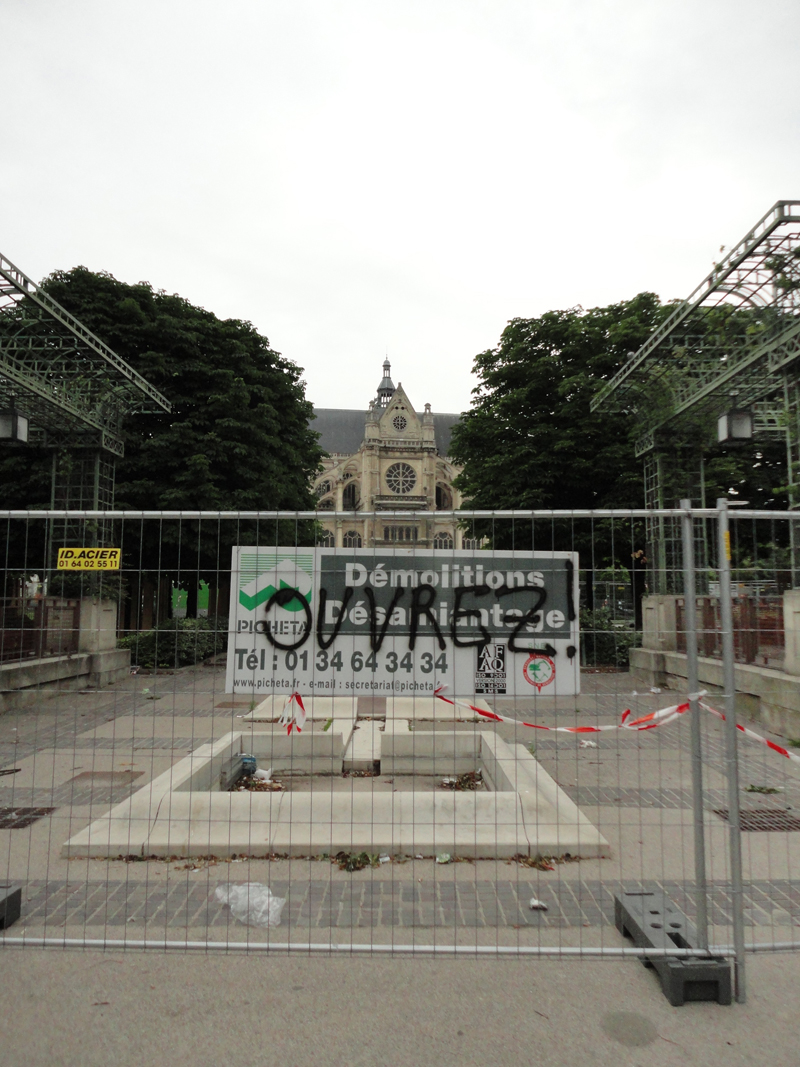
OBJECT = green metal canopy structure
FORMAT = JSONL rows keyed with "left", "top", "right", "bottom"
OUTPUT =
{"left": 591, "top": 200, "right": 800, "bottom": 588}
{"left": 0, "top": 252, "right": 171, "bottom": 518}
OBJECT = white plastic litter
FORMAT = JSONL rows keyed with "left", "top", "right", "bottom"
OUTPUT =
{"left": 436, "top": 853, "right": 452, "bottom": 864}
{"left": 529, "top": 897, "right": 548, "bottom": 911}
{"left": 254, "top": 767, "right": 273, "bottom": 782}
{"left": 579, "top": 740, "right": 598, "bottom": 749}
{"left": 650, "top": 687, "right": 662, "bottom": 694}
{"left": 214, "top": 883, "right": 286, "bottom": 927}
{"left": 378, "top": 854, "right": 391, "bottom": 864}
{"left": 415, "top": 854, "right": 424, "bottom": 860}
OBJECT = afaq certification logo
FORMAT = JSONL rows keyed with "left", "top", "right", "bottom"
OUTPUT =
{"left": 522, "top": 653, "right": 556, "bottom": 692}
{"left": 475, "top": 643, "right": 507, "bottom": 694}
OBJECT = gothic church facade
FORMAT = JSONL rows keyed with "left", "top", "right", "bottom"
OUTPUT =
{"left": 310, "top": 360, "right": 467, "bottom": 549}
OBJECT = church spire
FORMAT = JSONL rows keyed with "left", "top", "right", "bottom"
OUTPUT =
{"left": 376, "top": 357, "right": 395, "bottom": 408}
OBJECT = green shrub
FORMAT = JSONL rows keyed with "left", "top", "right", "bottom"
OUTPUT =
{"left": 47, "top": 570, "right": 127, "bottom": 601}
{"left": 119, "top": 615, "right": 228, "bottom": 669}
{"left": 580, "top": 607, "right": 639, "bottom": 669}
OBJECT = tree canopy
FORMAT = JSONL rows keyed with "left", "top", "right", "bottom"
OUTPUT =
{"left": 0, "top": 268, "right": 323, "bottom": 615}
{"left": 449, "top": 295, "right": 789, "bottom": 578}
{"left": 450, "top": 294, "right": 670, "bottom": 513}
{"left": 36, "top": 267, "right": 322, "bottom": 511}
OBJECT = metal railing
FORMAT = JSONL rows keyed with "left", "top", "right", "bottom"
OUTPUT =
{"left": 0, "top": 503, "right": 798, "bottom": 1007}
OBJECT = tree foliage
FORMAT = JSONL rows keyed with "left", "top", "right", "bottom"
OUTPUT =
{"left": 449, "top": 294, "right": 789, "bottom": 575}
{"left": 450, "top": 294, "right": 669, "bottom": 513}
{"left": 37, "top": 267, "right": 321, "bottom": 511}
{"left": 0, "top": 268, "right": 323, "bottom": 610}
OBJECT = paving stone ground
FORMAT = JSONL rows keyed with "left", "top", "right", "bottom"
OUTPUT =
{"left": 14, "top": 876, "right": 800, "bottom": 929}
{"left": 2, "top": 667, "right": 800, "bottom": 943}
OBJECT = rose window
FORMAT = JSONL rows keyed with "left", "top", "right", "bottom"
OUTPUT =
{"left": 392, "top": 414, "right": 407, "bottom": 432}
{"left": 386, "top": 462, "right": 416, "bottom": 494}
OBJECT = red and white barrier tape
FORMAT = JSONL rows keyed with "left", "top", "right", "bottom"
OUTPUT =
{"left": 699, "top": 701, "right": 800, "bottom": 766}
{"left": 279, "top": 691, "right": 307, "bottom": 734}
{"left": 433, "top": 685, "right": 689, "bottom": 733}
{"left": 433, "top": 684, "right": 800, "bottom": 764}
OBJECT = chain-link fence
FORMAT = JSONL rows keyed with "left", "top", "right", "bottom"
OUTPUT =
{"left": 2, "top": 506, "right": 800, "bottom": 1004}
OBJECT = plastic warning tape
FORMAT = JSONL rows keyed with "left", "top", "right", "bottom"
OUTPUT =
{"left": 433, "top": 685, "right": 800, "bottom": 766}
{"left": 700, "top": 701, "right": 800, "bottom": 766}
{"left": 433, "top": 685, "right": 689, "bottom": 733}
{"left": 280, "top": 691, "right": 307, "bottom": 734}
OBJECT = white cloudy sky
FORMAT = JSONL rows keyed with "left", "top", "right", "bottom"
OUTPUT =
{"left": 2, "top": 0, "right": 799, "bottom": 414}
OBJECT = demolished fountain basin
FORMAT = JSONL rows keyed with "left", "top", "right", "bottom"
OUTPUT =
{"left": 62, "top": 726, "right": 609, "bottom": 860}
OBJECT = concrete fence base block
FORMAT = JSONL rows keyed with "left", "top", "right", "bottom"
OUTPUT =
{"left": 0, "top": 883, "right": 22, "bottom": 929}
{"left": 631, "top": 647, "right": 800, "bottom": 738}
{"left": 615, "top": 890, "right": 731, "bottom": 1006}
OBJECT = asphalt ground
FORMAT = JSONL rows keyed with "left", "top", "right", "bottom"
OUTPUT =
{"left": 3, "top": 947, "right": 800, "bottom": 1067}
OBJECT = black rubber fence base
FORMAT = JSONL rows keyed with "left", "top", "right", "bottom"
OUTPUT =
{"left": 615, "top": 889, "right": 732, "bottom": 1006}
{"left": 0, "top": 883, "right": 22, "bottom": 929}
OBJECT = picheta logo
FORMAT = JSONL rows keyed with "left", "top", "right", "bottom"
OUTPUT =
{"left": 238, "top": 553, "right": 314, "bottom": 615}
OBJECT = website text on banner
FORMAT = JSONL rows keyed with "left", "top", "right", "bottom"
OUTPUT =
{"left": 226, "top": 548, "right": 580, "bottom": 697}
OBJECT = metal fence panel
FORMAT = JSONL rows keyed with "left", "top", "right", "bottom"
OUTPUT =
{"left": 0, "top": 508, "right": 798, "bottom": 1003}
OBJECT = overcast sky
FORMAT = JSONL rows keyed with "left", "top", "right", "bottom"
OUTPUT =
{"left": 2, "top": 0, "right": 799, "bottom": 415}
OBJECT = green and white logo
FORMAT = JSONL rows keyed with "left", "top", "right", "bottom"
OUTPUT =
{"left": 237, "top": 552, "right": 314, "bottom": 614}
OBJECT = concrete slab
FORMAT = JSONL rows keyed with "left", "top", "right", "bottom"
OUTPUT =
{"left": 342, "top": 720, "right": 382, "bottom": 770}
{"left": 384, "top": 696, "right": 489, "bottom": 720}
{"left": 507, "top": 742, "right": 610, "bottom": 856}
{"left": 144, "top": 792, "right": 284, "bottom": 856}
{"left": 270, "top": 791, "right": 402, "bottom": 854}
{"left": 396, "top": 789, "right": 529, "bottom": 857}
{"left": 242, "top": 695, "right": 358, "bottom": 722}
{"left": 382, "top": 729, "right": 482, "bottom": 775}
{"left": 62, "top": 729, "right": 608, "bottom": 859}
{"left": 244, "top": 726, "right": 350, "bottom": 775}
{"left": 61, "top": 735, "right": 239, "bottom": 857}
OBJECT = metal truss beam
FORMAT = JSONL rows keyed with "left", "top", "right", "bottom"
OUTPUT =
{"left": 752, "top": 402, "right": 787, "bottom": 438}
{"left": 593, "top": 200, "right": 800, "bottom": 416}
{"left": 0, "top": 252, "right": 170, "bottom": 456}
{"left": 0, "top": 342, "right": 126, "bottom": 451}
{"left": 632, "top": 317, "right": 800, "bottom": 455}
{"left": 0, "top": 255, "right": 169, "bottom": 408}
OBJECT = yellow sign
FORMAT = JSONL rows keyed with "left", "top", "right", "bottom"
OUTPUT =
{"left": 724, "top": 530, "right": 731, "bottom": 562}
{"left": 57, "top": 547, "right": 121, "bottom": 571}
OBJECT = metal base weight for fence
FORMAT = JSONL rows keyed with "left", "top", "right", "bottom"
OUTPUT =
{"left": 614, "top": 890, "right": 732, "bottom": 1006}
{"left": 0, "top": 884, "right": 22, "bottom": 929}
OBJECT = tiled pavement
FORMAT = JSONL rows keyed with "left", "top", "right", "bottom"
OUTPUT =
{"left": 3, "top": 670, "right": 800, "bottom": 938}
{"left": 14, "top": 877, "right": 800, "bottom": 929}
{"left": 0, "top": 772, "right": 145, "bottom": 808}
{"left": 563, "top": 785, "right": 732, "bottom": 809}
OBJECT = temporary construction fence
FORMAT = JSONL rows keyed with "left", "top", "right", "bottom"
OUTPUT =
{"left": 2, "top": 504, "right": 800, "bottom": 1006}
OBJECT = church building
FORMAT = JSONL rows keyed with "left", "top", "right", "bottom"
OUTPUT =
{"left": 310, "top": 360, "right": 467, "bottom": 549}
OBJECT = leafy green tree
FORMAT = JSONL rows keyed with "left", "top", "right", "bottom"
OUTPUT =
{"left": 450, "top": 294, "right": 669, "bottom": 515}
{"left": 40, "top": 267, "right": 321, "bottom": 512}
{"left": 0, "top": 267, "right": 322, "bottom": 617}
{"left": 449, "top": 294, "right": 789, "bottom": 608}
{"left": 450, "top": 294, "right": 669, "bottom": 601}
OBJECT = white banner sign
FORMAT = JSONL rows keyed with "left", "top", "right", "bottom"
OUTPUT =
{"left": 226, "top": 548, "right": 580, "bottom": 697}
